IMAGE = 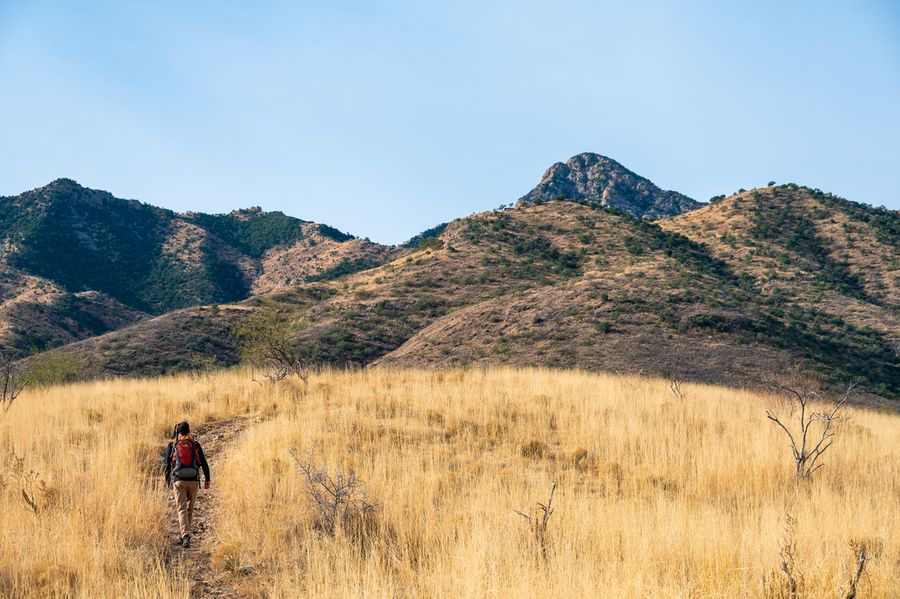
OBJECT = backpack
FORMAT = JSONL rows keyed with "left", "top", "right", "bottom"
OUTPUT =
{"left": 171, "top": 439, "right": 199, "bottom": 480}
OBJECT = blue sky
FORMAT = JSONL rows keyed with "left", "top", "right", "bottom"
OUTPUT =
{"left": 1, "top": 1, "right": 898, "bottom": 243}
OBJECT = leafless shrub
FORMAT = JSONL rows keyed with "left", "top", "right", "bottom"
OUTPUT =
{"left": 3, "top": 451, "right": 56, "bottom": 516}
{"left": 515, "top": 481, "right": 557, "bottom": 562}
{"left": 764, "top": 369, "right": 853, "bottom": 479}
{"left": 842, "top": 538, "right": 882, "bottom": 599}
{"left": 763, "top": 513, "right": 802, "bottom": 599}
{"left": 664, "top": 370, "right": 686, "bottom": 401}
{"left": 237, "top": 309, "right": 309, "bottom": 386}
{"left": 288, "top": 449, "right": 377, "bottom": 540}
{"left": 1, "top": 353, "right": 28, "bottom": 413}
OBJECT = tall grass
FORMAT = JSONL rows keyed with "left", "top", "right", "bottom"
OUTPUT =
{"left": 0, "top": 372, "right": 291, "bottom": 597}
{"left": 0, "top": 367, "right": 897, "bottom": 597}
{"left": 215, "top": 368, "right": 899, "bottom": 598}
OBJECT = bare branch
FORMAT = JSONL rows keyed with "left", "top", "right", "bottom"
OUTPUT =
{"left": 1, "top": 353, "right": 28, "bottom": 413}
{"left": 514, "top": 481, "right": 557, "bottom": 562}
{"left": 764, "top": 369, "right": 852, "bottom": 479}
{"left": 289, "top": 448, "right": 375, "bottom": 538}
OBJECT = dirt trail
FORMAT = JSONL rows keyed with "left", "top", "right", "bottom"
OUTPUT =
{"left": 162, "top": 417, "right": 252, "bottom": 598}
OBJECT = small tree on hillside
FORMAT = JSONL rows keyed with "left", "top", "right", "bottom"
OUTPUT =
{"left": 236, "top": 307, "right": 308, "bottom": 384}
{"left": 1, "top": 353, "right": 28, "bottom": 413}
{"left": 764, "top": 368, "right": 853, "bottom": 479}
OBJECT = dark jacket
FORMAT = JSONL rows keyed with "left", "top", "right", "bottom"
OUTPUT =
{"left": 164, "top": 437, "right": 211, "bottom": 484}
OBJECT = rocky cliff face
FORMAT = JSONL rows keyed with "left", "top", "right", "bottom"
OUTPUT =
{"left": 517, "top": 153, "right": 701, "bottom": 219}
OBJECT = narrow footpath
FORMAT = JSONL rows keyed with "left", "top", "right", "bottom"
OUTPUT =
{"left": 162, "top": 417, "right": 252, "bottom": 598}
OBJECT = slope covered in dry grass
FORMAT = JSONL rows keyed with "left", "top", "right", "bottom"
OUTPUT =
{"left": 1, "top": 368, "right": 897, "bottom": 597}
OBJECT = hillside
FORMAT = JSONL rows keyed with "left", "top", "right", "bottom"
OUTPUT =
{"left": 516, "top": 153, "right": 701, "bottom": 218}
{"left": 661, "top": 184, "right": 899, "bottom": 323}
{"left": 0, "top": 180, "right": 396, "bottom": 355}
{"left": 0, "top": 269, "right": 145, "bottom": 352}
{"left": 47, "top": 196, "right": 899, "bottom": 399}
{"left": 253, "top": 223, "right": 406, "bottom": 293}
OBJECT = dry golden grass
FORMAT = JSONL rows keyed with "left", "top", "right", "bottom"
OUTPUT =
{"left": 0, "top": 372, "right": 291, "bottom": 598}
{"left": 1, "top": 367, "right": 898, "bottom": 598}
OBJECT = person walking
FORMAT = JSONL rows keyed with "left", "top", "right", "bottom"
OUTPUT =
{"left": 164, "top": 421, "right": 211, "bottom": 548}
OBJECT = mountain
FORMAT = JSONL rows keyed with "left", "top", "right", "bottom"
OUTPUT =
{"left": 44, "top": 193, "right": 899, "bottom": 400}
{"left": 0, "top": 179, "right": 396, "bottom": 355}
{"left": 7, "top": 159, "right": 899, "bottom": 402}
{"left": 516, "top": 153, "right": 701, "bottom": 218}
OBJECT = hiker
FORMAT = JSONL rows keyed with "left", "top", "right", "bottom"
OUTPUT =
{"left": 163, "top": 421, "right": 211, "bottom": 548}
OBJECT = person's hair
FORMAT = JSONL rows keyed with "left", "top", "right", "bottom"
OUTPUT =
{"left": 174, "top": 421, "right": 190, "bottom": 438}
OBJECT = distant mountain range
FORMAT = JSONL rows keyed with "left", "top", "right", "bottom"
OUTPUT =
{"left": 3, "top": 154, "right": 898, "bottom": 401}
{"left": 0, "top": 178, "right": 402, "bottom": 353}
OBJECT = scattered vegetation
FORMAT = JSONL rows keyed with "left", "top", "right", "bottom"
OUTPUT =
{"left": 748, "top": 192, "right": 867, "bottom": 298}
{"left": 315, "top": 224, "right": 356, "bottom": 243}
{"left": 305, "top": 257, "right": 388, "bottom": 283}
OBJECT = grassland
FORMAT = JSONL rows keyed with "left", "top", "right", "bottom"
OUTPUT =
{"left": 0, "top": 368, "right": 897, "bottom": 597}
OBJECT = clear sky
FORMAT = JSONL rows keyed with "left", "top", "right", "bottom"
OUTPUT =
{"left": 1, "top": 1, "right": 898, "bottom": 244}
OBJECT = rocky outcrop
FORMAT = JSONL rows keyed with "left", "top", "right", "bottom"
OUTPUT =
{"left": 517, "top": 153, "right": 701, "bottom": 219}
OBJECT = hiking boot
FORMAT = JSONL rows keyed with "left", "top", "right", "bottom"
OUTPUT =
{"left": 181, "top": 535, "right": 191, "bottom": 548}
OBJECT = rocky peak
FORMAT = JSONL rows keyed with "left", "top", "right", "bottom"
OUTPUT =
{"left": 516, "top": 152, "right": 701, "bottom": 219}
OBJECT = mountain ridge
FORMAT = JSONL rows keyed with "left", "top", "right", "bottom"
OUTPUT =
{"left": 0, "top": 179, "right": 398, "bottom": 355}
{"left": 4, "top": 159, "right": 898, "bottom": 403}
{"left": 37, "top": 192, "right": 900, "bottom": 401}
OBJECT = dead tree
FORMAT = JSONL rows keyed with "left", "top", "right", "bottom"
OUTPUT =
{"left": 1, "top": 353, "right": 28, "bottom": 413}
{"left": 663, "top": 368, "right": 686, "bottom": 401}
{"left": 236, "top": 308, "right": 309, "bottom": 385}
{"left": 764, "top": 372, "right": 853, "bottom": 480}
{"left": 288, "top": 449, "right": 375, "bottom": 537}
{"left": 515, "top": 481, "right": 557, "bottom": 561}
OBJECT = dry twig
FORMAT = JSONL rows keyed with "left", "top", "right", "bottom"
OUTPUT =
{"left": 1, "top": 353, "right": 27, "bottom": 413}
{"left": 515, "top": 481, "right": 557, "bottom": 561}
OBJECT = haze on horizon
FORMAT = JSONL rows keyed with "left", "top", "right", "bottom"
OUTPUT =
{"left": 1, "top": 0, "right": 898, "bottom": 244}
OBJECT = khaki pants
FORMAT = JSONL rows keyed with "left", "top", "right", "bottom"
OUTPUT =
{"left": 173, "top": 480, "right": 200, "bottom": 538}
